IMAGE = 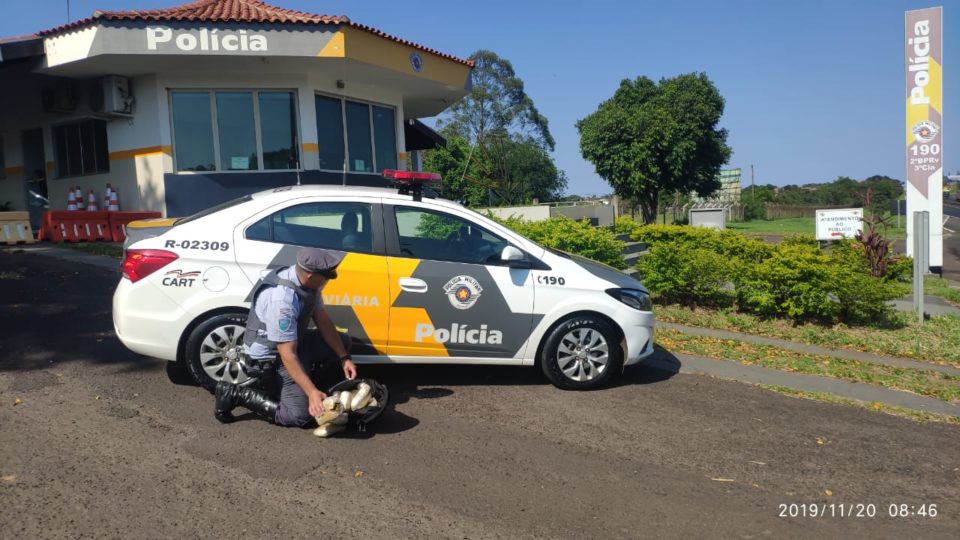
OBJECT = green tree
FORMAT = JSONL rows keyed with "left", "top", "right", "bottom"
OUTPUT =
{"left": 741, "top": 184, "right": 777, "bottom": 220}
{"left": 423, "top": 134, "right": 489, "bottom": 207}
{"left": 439, "top": 50, "right": 554, "bottom": 151}
{"left": 432, "top": 50, "right": 564, "bottom": 206}
{"left": 576, "top": 73, "right": 732, "bottom": 223}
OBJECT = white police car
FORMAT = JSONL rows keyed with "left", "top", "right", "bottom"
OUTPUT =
{"left": 112, "top": 171, "right": 655, "bottom": 390}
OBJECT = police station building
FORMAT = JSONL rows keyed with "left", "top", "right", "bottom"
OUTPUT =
{"left": 0, "top": 0, "right": 472, "bottom": 226}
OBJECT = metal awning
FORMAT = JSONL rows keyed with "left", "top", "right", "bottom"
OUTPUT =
{"left": 0, "top": 35, "right": 43, "bottom": 64}
{"left": 404, "top": 119, "right": 446, "bottom": 151}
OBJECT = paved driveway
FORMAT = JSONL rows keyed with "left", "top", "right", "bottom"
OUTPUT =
{"left": 1, "top": 252, "right": 958, "bottom": 538}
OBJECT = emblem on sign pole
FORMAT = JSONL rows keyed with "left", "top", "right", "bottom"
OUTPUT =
{"left": 911, "top": 120, "right": 940, "bottom": 143}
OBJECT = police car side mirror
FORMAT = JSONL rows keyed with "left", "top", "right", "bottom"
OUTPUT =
{"left": 500, "top": 246, "right": 532, "bottom": 268}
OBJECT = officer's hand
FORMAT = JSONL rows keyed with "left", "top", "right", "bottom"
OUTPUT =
{"left": 342, "top": 360, "right": 357, "bottom": 380}
{"left": 307, "top": 389, "right": 327, "bottom": 417}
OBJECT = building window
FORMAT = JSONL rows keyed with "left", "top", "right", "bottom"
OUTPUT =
{"left": 52, "top": 119, "right": 109, "bottom": 178}
{"left": 171, "top": 92, "right": 216, "bottom": 171}
{"left": 171, "top": 90, "right": 299, "bottom": 172}
{"left": 216, "top": 92, "right": 258, "bottom": 171}
{"left": 314, "top": 95, "right": 397, "bottom": 174}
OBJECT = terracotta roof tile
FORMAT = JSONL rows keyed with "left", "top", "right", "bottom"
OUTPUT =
{"left": 36, "top": 0, "right": 473, "bottom": 66}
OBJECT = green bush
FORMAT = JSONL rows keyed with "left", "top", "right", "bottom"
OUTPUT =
{"left": 780, "top": 233, "right": 818, "bottom": 248}
{"left": 629, "top": 225, "right": 901, "bottom": 325}
{"left": 737, "top": 243, "right": 901, "bottom": 324}
{"left": 630, "top": 224, "right": 772, "bottom": 264}
{"left": 614, "top": 216, "right": 644, "bottom": 236}
{"left": 885, "top": 255, "right": 913, "bottom": 283}
{"left": 636, "top": 245, "right": 738, "bottom": 308}
{"left": 493, "top": 215, "right": 627, "bottom": 269}
{"left": 736, "top": 244, "right": 844, "bottom": 321}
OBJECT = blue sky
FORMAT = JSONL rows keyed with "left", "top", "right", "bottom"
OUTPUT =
{"left": 2, "top": 0, "right": 957, "bottom": 196}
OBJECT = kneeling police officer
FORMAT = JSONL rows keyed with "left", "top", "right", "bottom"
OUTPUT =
{"left": 215, "top": 247, "right": 357, "bottom": 426}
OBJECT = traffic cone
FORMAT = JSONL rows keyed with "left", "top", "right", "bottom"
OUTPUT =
{"left": 74, "top": 186, "right": 83, "bottom": 203}
{"left": 86, "top": 190, "right": 98, "bottom": 211}
{"left": 67, "top": 190, "right": 78, "bottom": 211}
{"left": 108, "top": 190, "right": 120, "bottom": 211}
{"left": 104, "top": 183, "right": 113, "bottom": 208}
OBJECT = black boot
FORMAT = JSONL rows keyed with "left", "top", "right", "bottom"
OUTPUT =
{"left": 215, "top": 381, "right": 278, "bottom": 424}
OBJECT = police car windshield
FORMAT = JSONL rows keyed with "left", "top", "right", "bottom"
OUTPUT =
{"left": 175, "top": 195, "right": 253, "bottom": 226}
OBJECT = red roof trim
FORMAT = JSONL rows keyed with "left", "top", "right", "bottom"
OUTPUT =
{"left": 35, "top": 0, "right": 474, "bottom": 67}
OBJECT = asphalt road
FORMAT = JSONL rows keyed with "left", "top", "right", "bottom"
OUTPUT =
{"left": 1, "top": 252, "right": 958, "bottom": 539}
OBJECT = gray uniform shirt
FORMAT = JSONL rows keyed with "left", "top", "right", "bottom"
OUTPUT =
{"left": 243, "top": 266, "right": 322, "bottom": 360}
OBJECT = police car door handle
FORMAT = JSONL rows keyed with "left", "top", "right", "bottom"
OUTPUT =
{"left": 398, "top": 278, "right": 428, "bottom": 293}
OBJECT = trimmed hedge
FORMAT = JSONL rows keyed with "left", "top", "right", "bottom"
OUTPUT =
{"left": 494, "top": 215, "right": 627, "bottom": 269}
{"left": 633, "top": 225, "right": 902, "bottom": 325}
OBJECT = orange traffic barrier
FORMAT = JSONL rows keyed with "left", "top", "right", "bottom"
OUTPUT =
{"left": 0, "top": 212, "right": 36, "bottom": 245}
{"left": 41, "top": 211, "right": 112, "bottom": 243}
{"left": 107, "top": 211, "right": 162, "bottom": 242}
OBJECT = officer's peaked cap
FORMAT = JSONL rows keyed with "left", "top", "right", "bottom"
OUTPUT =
{"left": 296, "top": 247, "right": 344, "bottom": 273}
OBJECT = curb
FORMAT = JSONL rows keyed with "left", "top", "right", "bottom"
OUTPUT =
{"left": 645, "top": 351, "right": 960, "bottom": 417}
{"left": 657, "top": 321, "right": 960, "bottom": 376}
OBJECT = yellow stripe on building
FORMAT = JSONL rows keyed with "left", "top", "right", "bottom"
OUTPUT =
{"left": 109, "top": 145, "right": 172, "bottom": 161}
{"left": 318, "top": 28, "right": 471, "bottom": 88}
{"left": 302, "top": 142, "right": 319, "bottom": 153}
{"left": 317, "top": 30, "right": 345, "bottom": 57}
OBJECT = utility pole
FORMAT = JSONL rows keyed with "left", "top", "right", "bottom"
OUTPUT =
{"left": 66, "top": 0, "right": 70, "bottom": 23}
{"left": 750, "top": 164, "right": 755, "bottom": 203}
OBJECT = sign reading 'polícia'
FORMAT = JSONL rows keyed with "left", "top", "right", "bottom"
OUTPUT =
{"left": 147, "top": 27, "right": 269, "bottom": 52}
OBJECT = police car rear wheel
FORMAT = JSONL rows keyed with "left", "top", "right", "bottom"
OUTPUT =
{"left": 541, "top": 316, "right": 622, "bottom": 390}
{"left": 185, "top": 313, "right": 257, "bottom": 391}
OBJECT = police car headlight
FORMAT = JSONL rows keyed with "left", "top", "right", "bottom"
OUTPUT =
{"left": 606, "top": 288, "right": 653, "bottom": 311}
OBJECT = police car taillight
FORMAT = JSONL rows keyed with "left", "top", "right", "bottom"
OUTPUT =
{"left": 122, "top": 249, "right": 179, "bottom": 283}
{"left": 383, "top": 169, "right": 441, "bottom": 201}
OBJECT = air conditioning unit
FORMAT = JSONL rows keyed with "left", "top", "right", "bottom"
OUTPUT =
{"left": 90, "top": 75, "right": 134, "bottom": 116}
{"left": 41, "top": 81, "right": 77, "bottom": 113}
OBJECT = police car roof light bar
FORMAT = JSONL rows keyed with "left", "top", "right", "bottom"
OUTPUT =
{"left": 382, "top": 169, "right": 441, "bottom": 202}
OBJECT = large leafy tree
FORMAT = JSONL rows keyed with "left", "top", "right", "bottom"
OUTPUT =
{"left": 439, "top": 50, "right": 555, "bottom": 151}
{"left": 423, "top": 134, "right": 489, "bottom": 207}
{"left": 431, "top": 50, "right": 564, "bottom": 205}
{"left": 577, "top": 73, "right": 732, "bottom": 223}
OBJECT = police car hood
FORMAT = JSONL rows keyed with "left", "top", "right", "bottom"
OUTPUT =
{"left": 550, "top": 249, "right": 649, "bottom": 292}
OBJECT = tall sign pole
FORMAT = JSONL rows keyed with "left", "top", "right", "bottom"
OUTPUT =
{"left": 905, "top": 7, "right": 944, "bottom": 274}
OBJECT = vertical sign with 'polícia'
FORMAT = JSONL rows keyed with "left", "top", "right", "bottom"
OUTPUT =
{"left": 905, "top": 7, "right": 944, "bottom": 270}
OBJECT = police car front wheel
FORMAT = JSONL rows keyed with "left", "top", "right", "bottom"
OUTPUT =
{"left": 184, "top": 312, "right": 257, "bottom": 392}
{"left": 540, "top": 316, "right": 622, "bottom": 390}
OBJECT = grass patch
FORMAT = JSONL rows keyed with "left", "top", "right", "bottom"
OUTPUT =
{"left": 57, "top": 242, "right": 123, "bottom": 260}
{"left": 658, "top": 328, "right": 960, "bottom": 402}
{"left": 728, "top": 217, "right": 906, "bottom": 239}
{"left": 923, "top": 276, "right": 960, "bottom": 307}
{"left": 655, "top": 304, "right": 960, "bottom": 367}
{"left": 759, "top": 384, "right": 960, "bottom": 425}
{"left": 728, "top": 217, "right": 817, "bottom": 235}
